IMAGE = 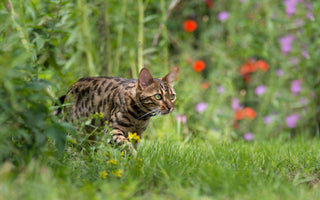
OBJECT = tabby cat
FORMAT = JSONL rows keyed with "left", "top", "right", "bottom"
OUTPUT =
{"left": 58, "top": 67, "right": 179, "bottom": 156}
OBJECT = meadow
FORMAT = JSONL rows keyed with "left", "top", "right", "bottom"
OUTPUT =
{"left": 0, "top": 0, "right": 320, "bottom": 199}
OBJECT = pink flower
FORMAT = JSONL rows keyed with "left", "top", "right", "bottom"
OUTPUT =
{"left": 285, "top": 114, "right": 300, "bottom": 128}
{"left": 291, "top": 80, "right": 301, "bottom": 96}
{"left": 279, "top": 35, "right": 295, "bottom": 55}
{"left": 255, "top": 85, "right": 267, "bottom": 96}
{"left": 217, "top": 11, "right": 229, "bottom": 21}
{"left": 217, "top": 86, "right": 225, "bottom": 94}
{"left": 263, "top": 116, "right": 273, "bottom": 124}
{"left": 195, "top": 102, "right": 208, "bottom": 113}
{"left": 232, "top": 98, "right": 242, "bottom": 111}
{"left": 276, "top": 69, "right": 284, "bottom": 77}
{"left": 176, "top": 115, "right": 187, "bottom": 124}
{"left": 283, "top": 0, "right": 299, "bottom": 17}
{"left": 243, "top": 133, "right": 254, "bottom": 141}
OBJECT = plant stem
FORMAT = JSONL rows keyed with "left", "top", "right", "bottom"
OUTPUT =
{"left": 4, "top": 0, "right": 31, "bottom": 53}
{"left": 114, "top": 0, "right": 127, "bottom": 76}
{"left": 137, "top": 0, "right": 144, "bottom": 71}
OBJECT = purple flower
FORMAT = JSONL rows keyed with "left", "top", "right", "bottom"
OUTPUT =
{"left": 263, "top": 116, "right": 273, "bottom": 124}
{"left": 299, "top": 97, "right": 308, "bottom": 105}
{"left": 239, "top": 0, "right": 247, "bottom": 2}
{"left": 276, "top": 69, "right": 284, "bottom": 77}
{"left": 243, "top": 133, "right": 254, "bottom": 141}
{"left": 290, "top": 57, "right": 299, "bottom": 65}
{"left": 195, "top": 102, "right": 207, "bottom": 113}
{"left": 176, "top": 115, "right": 187, "bottom": 124}
{"left": 302, "top": 49, "right": 310, "bottom": 58}
{"left": 285, "top": 114, "right": 300, "bottom": 128}
{"left": 217, "top": 11, "right": 229, "bottom": 21}
{"left": 232, "top": 98, "right": 242, "bottom": 111}
{"left": 255, "top": 85, "right": 267, "bottom": 96}
{"left": 291, "top": 80, "right": 301, "bottom": 96}
{"left": 283, "top": 0, "right": 298, "bottom": 17}
{"left": 279, "top": 35, "right": 295, "bottom": 55}
{"left": 217, "top": 86, "right": 225, "bottom": 94}
{"left": 305, "top": 2, "right": 314, "bottom": 20}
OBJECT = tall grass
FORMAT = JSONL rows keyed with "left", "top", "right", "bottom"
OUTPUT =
{"left": 1, "top": 138, "right": 320, "bottom": 199}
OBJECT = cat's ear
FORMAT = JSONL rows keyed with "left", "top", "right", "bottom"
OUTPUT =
{"left": 138, "top": 68, "right": 155, "bottom": 90}
{"left": 162, "top": 67, "right": 179, "bottom": 87}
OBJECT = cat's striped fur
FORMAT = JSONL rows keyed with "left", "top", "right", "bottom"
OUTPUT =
{"left": 59, "top": 67, "right": 179, "bottom": 155}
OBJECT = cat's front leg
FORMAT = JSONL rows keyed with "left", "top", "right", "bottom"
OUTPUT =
{"left": 109, "top": 129, "right": 137, "bottom": 157}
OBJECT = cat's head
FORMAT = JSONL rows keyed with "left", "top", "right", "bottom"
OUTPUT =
{"left": 136, "top": 67, "right": 179, "bottom": 116}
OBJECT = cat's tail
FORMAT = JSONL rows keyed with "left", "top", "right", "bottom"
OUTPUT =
{"left": 53, "top": 95, "right": 66, "bottom": 116}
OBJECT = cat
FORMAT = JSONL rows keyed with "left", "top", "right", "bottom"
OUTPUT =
{"left": 57, "top": 67, "right": 179, "bottom": 156}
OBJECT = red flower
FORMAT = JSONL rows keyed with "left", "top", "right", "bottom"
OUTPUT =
{"left": 234, "top": 107, "right": 257, "bottom": 120}
{"left": 200, "top": 82, "right": 210, "bottom": 89}
{"left": 256, "top": 60, "right": 269, "bottom": 72}
{"left": 239, "top": 59, "right": 269, "bottom": 82}
{"left": 239, "top": 60, "right": 257, "bottom": 75}
{"left": 193, "top": 60, "right": 206, "bottom": 72}
{"left": 184, "top": 20, "right": 197, "bottom": 32}
{"left": 204, "top": 0, "right": 214, "bottom": 9}
{"left": 242, "top": 107, "right": 257, "bottom": 119}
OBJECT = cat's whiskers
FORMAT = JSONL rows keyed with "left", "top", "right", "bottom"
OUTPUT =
{"left": 137, "top": 109, "right": 159, "bottom": 120}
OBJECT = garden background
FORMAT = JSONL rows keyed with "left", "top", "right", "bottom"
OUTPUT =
{"left": 1, "top": 0, "right": 320, "bottom": 199}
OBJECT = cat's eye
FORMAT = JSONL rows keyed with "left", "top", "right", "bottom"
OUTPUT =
{"left": 154, "top": 94, "right": 162, "bottom": 100}
{"left": 170, "top": 94, "right": 175, "bottom": 100}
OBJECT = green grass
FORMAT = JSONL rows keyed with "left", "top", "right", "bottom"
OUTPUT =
{"left": 1, "top": 136, "right": 320, "bottom": 200}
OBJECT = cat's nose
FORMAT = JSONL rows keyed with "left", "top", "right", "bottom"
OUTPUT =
{"left": 167, "top": 104, "right": 174, "bottom": 112}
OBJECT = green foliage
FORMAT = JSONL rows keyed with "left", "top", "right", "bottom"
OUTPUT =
{"left": 1, "top": 0, "right": 320, "bottom": 199}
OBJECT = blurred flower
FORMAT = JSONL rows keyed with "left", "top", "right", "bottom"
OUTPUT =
{"left": 289, "top": 57, "right": 299, "bottom": 65}
{"left": 263, "top": 115, "right": 273, "bottom": 124}
{"left": 291, "top": 80, "right": 301, "bottom": 96}
{"left": 276, "top": 69, "right": 284, "bottom": 77}
{"left": 204, "top": 0, "right": 214, "bottom": 9}
{"left": 255, "top": 60, "right": 269, "bottom": 72}
{"left": 193, "top": 60, "right": 206, "bottom": 72}
{"left": 100, "top": 170, "right": 108, "bottom": 179}
{"left": 217, "top": 86, "right": 225, "bottom": 94}
{"left": 183, "top": 20, "right": 197, "bottom": 32}
{"left": 239, "top": 60, "right": 257, "bottom": 75}
{"left": 301, "top": 47, "right": 310, "bottom": 58}
{"left": 294, "top": 19, "right": 304, "bottom": 26}
{"left": 112, "top": 169, "right": 122, "bottom": 178}
{"left": 186, "top": 57, "right": 193, "bottom": 64}
{"left": 306, "top": 2, "right": 314, "bottom": 20}
{"left": 299, "top": 97, "right": 309, "bottom": 105}
{"left": 176, "top": 115, "right": 187, "bottom": 124}
{"left": 255, "top": 85, "right": 267, "bottom": 96}
{"left": 279, "top": 35, "right": 295, "bottom": 55}
{"left": 107, "top": 159, "right": 117, "bottom": 165}
{"left": 283, "top": 0, "right": 299, "bottom": 17}
{"left": 217, "top": 11, "right": 229, "bottom": 21}
{"left": 234, "top": 107, "right": 257, "bottom": 120}
{"left": 285, "top": 114, "right": 300, "bottom": 128}
{"left": 239, "top": 59, "right": 269, "bottom": 82}
{"left": 201, "top": 82, "right": 210, "bottom": 89}
{"left": 232, "top": 98, "right": 242, "bottom": 111}
{"left": 127, "top": 132, "right": 141, "bottom": 143}
{"left": 195, "top": 102, "right": 207, "bottom": 113}
{"left": 240, "top": 0, "right": 247, "bottom": 2}
{"left": 243, "top": 107, "right": 257, "bottom": 119}
{"left": 243, "top": 133, "right": 254, "bottom": 141}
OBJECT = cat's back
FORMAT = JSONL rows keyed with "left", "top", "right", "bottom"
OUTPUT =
{"left": 68, "top": 76, "right": 137, "bottom": 96}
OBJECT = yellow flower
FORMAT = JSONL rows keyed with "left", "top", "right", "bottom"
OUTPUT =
{"left": 127, "top": 132, "right": 141, "bottom": 143}
{"left": 100, "top": 170, "right": 108, "bottom": 179}
{"left": 112, "top": 169, "right": 122, "bottom": 178}
{"left": 121, "top": 151, "right": 125, "bottom": 156}
{"left": 107, "top": 159, "right": 117, "bottom": 165}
